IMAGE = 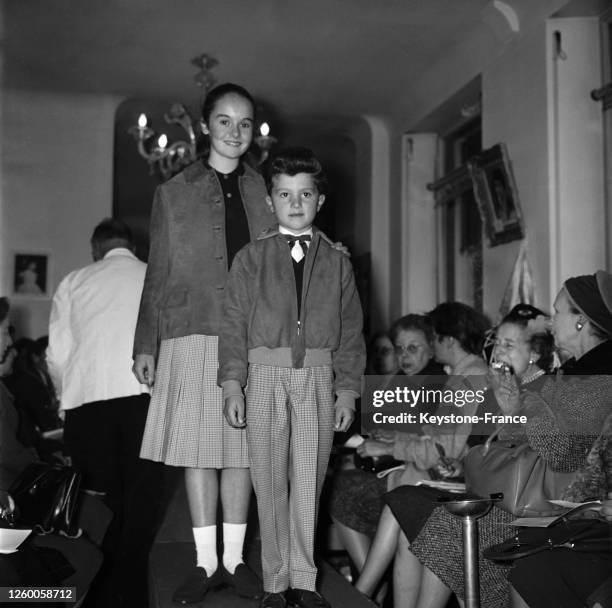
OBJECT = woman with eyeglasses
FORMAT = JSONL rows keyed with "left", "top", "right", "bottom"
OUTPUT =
{"left": 337, "top": 303, "right": 491, "bottom": 599}
{"left": 328, "top": 315, "right": 444, "bottom": 591}
{"left": 385, "top": 273, "right": 612, "bottom": 608}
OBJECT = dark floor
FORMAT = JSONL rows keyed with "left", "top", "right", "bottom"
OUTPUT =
{"left": 149, "top": 472, "right": 376, "bottom": 608}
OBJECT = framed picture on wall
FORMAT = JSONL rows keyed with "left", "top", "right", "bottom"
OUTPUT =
{"left": 12, "top": 253, "right": 49, "bottom": 297}
{"left": 468, "top": 143, "right": 524, "bottom": 247}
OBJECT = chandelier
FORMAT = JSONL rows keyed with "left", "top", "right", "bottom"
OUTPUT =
{"left": 128, "top": 54, "right": 277, "bottom": 180}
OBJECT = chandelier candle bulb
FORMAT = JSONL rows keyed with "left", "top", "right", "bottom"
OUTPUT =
{"left": 157, "top": 134, "right": 168, "bottom": 149}
{"left": 138, "top": 114, "right": 148, "bottom": 129}
{"left": 260, "top": 122, "right": 270, "bottom": 137}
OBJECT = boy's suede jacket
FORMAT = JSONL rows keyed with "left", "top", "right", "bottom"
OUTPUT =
{"left": 133, "top": 161, "right": 271, "bottom": 360}
{"left": 217, "top": 226, "right": 366, "bottom": 404}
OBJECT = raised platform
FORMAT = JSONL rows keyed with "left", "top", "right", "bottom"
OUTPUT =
{"left": 149, "top": 475, "right": 376, "bottom": 608}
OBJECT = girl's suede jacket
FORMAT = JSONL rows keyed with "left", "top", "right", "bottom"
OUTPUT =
{"left": 217, "top": 227, "right": 366, "bottom": 401}
{"left": 133, "top": 161, "right": 271, "bottom": 360}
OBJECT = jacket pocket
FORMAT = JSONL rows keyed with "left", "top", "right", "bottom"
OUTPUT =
{"left": 161, "top": 290, "right": 191, "bottom": 336}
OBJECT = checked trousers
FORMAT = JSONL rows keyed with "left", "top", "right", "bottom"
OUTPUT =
{"left": 246, "top": 364, "right": 336, "bottom": 593}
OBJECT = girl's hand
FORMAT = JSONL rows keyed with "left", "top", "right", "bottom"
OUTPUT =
{"left": 133, "top": 354, "right": 156, "bottom": 387}
{"left": 224, "top": 395, "right": 246, "bottom": 428}
{"left": 331, "top": 241, "right": 350, "bottom": 256}
{"left": 356, "top": 439, "right": 394, "bottom": 458}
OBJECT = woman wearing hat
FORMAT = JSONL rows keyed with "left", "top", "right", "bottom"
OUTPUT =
{"left": 506, "top": 271, "right": 612, "bottom": 608}
{"left": 551, "top": 269, "right": 612, "bottom": 374}
{"left": 384, "top": 271, "right": 612, "bottom": 608}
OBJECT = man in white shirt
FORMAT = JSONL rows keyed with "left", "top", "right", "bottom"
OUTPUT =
{"left": 47, "top": 218, "right": 161, "bottom": 608}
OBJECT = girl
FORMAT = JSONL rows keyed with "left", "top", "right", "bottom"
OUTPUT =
{"left": 132, "top": 83, "right": 272, "bottom": 604}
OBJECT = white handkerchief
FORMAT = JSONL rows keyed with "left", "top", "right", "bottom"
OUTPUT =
{"left": 0, "top": 527, "right": 32, "bottom": 554}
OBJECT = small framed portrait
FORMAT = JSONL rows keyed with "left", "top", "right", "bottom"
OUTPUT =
{"left": 13, "top": 253, "right": 49, "bottom": 297}
{"left": 468, "top": 143, "right": 524, "bottom": 247}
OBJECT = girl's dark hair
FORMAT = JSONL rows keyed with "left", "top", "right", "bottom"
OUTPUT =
{"left": 389, "top": 314, "right": 434, "bottom": 345}
{"left": 428, "top": 302, "right": 489, "bottom": 355}
{"left": 500, "top": 304, "right": 555, "bottom": 371}
{"left": 265, "top": 147, "right": 328, "bottom": 195}
{"left": 201, "top": 82, "right": 255, "bottom": 124}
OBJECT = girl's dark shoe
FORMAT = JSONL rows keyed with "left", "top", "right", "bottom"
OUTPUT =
{"left": 172, "top": 566, "right": 222, "bottom": 604}
{"left": 222, "top": 562, "right": 263, "bottom": 598}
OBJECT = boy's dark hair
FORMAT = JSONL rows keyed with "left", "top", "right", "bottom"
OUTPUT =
{"left": 427, "top": 301, "right": 490, "bottom": 355}
{"left": 389, "top": 314, "right": 434, "bottom": 345}
{"left": 201, "top": 82, "right": 255, "bottom": 124}
{"left": 265, "top": 147, "right": 327, "bottom": 195}
{"left": 91, "top": 218, "right": 133, "bottom": 247}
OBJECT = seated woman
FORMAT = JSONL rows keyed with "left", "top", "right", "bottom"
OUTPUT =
{"left": 509, "top": 411, "right": 612, "bottom": 608}
{"left": 0, "top": 298, "right": 103, "bottom": 607}
{"left": 329, "top": 315, "right": 444, "bottom": 576}
{"left": 7, "top": 336, "right": 62, "bottom": 460}
{"left": 366, "top": 331, "right": 399, "bottom": 376}
{"left": 389, "top": 272, "right": 612, "bottom": 608}
{"left": 354, "top": 303, "right": 553, "bottom": 599}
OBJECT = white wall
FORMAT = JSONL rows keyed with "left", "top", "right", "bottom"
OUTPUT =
{"left": 400, "top": 133, "right": 439, "bottom": 314}
{"left": 483, "top": 16, "right": 604, "bottom": 313}
{"left": 481, "top": 21, "right": 551, "bottom": 313}
{"left": 546, "top": 17, "right": 605, "bottom": 299}
{"left": 1, "top": 90, "right": 120, "bottom": 337}
{"left": 388, "top": 4, "right": 606, "bottom": 324}
{"left": 364, "top": 116, "right": 391, "bottom": 330}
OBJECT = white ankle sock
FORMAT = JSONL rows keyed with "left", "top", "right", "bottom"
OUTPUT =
{"left": 193, "top": 525, "right": 218, "bottom": 576}
{"left": 222, "top": 522, "right": 246, "bottom": 574}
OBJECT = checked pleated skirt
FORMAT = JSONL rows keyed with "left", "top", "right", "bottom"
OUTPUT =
{"left": 139, "top": 334, "right": 249, "bottom": 468}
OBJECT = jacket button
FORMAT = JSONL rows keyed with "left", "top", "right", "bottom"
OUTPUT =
{"left": 213, "top": 225, "right": 221, "bottom": 231}
{"left": 215, "top": 255, "right": 224, "bottom": 260}
{"left": 216, "top": 286, "right": 224, "bottom": 291}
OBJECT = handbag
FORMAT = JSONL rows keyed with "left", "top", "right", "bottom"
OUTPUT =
{"left": 463, "top": 428, "right": 575, "bottom": 516}
{"left": 483, "top": 519, "right": 612, "bottom": 562}
{"left": 9, "top": 462, "right": 82, "bottom": 535}
{"left": 354, "top": 453, "right": 403, "bottom": 473}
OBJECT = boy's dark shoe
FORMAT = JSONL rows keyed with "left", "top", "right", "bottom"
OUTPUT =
{"left": 222, "top": 563, "right": 263, "bottom": 598}
{"left": 260, "top": 591, "right": 287, "bottom": 608}
{"left": 172, "top": 566, "right": 222, "bottom": 604}
{"left": 286, "top": 588, "right": 331, "bottom": 608}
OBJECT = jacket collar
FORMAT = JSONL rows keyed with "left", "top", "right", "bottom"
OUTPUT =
{"left": 183, "top": 159, "right": 257, "bottom": 185}
{"left": 257, "top": 224, "right": 334, "bottom": 246}
{"left": 103, "top": 247, "right": 138, "bottom": 260}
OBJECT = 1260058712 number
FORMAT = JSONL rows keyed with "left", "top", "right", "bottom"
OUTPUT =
{"left": 0, "top": 587, "right": 76, "bottom": 602}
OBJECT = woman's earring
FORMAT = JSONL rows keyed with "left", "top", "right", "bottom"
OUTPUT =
{"left": 575, "top": 321, "right": 584, "bottom": 331}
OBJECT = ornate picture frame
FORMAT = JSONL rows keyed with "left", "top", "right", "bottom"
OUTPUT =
{"left": 468, "top": 143, "right": 524, "bottom": 247}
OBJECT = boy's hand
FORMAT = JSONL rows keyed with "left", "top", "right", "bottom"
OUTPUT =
{"left": 334, "top": 405, "right": 354, "bottom": 432}
{"left": 224, "top": 395, "right": 246, "bottom": 428}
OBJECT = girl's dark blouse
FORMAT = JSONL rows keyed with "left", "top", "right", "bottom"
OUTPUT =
{"left": 214, "top": 165, "right": 251, "bottom": 269}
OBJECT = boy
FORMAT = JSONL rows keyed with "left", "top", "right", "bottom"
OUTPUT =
{"left": 218, "top": 147, "right": 365, "bottom": 608}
